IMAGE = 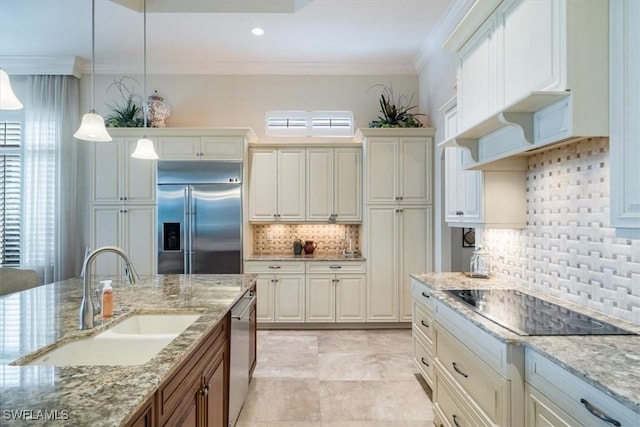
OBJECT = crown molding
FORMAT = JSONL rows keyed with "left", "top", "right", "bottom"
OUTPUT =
{"left": 0, "top": 56, "right": 86, "bottom": 78}
{"left": 90, "top": 61, "right": 420, "bottom": 76}
{"left": 413, "top": 0, "right": 475, "bottom": 72}
{"left": 443, "top": 0, "right": 502, "bottom": 52}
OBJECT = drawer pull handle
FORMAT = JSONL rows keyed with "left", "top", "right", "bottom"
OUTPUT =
{"left": 421, "top": 357, "right": 429, "bottom": 367}
{"left": 268, "top": 266, "right": 281, "bottom": 269}
{"left": 452, "top": 414, "right": 461, "bottom": 427}
{"left": 329, "top": 265, "right": 342, "bottom": 269}
{"left": 420, "top": 320, "right": 429, "bottom": 328}
{"left": 580, "top": 398, "right": 621, "bottom": 426}
{"left": 421, "top": 292, "right": 430, "bottom": 299}
{"left": 452, "top": 362, "right": 468, "bottom": 378}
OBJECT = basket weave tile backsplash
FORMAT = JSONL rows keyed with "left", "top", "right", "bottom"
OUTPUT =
{"left": 252, "top": 224, "right": 360, "bottom": 255}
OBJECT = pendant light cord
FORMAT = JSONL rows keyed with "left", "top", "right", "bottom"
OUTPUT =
{"left": 142, "top": 0, "right": 148, "bottom": 131}
{"left": 91, "top": 0, "right": 96, "bottom": 113}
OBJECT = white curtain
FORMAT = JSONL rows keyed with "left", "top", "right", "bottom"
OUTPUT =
{"left": 23, "top": 75, "right": 80, "bottom": 284}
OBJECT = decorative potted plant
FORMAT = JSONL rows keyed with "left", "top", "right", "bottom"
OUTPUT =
{"left": 368, "top": 83, "right": 425, "bottom": 128}
{"left": 104, "top": 76, "right": 144, "bottom": 128}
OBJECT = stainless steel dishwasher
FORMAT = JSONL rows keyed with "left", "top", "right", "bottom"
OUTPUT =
{"left": 229, "top": 289, "right": 256, "bottom": 427}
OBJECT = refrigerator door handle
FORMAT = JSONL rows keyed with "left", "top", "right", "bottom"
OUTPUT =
{"left": 183, "top": 186, "right": 190, "bottom": 275}
{"left": 188, "top": 185, "right": 195, "bottom": 275}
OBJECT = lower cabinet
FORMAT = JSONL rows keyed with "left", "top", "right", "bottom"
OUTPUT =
{"left": 245, "top": 261, "right": 306, "bottom": 323}
{"left": 525, "top": 348, "right": 640, "bottom": 427}
{"left": 156, "top": 315, "right": 229, "bottom": 427}
{"left": 126, "top": 398, "right": 155, "bottom": 427}
{"left": 411, "top": 279, "right": 435, "bottom": 389}
{"left": 305, "top": 261, "right": 365, "bottom": 323}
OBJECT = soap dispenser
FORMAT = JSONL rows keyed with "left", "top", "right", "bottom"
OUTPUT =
{"left": 101, "top": 280, "right": 114, "bottom": 318}
{"left": 470, "top": 246, "right": 490, "bottom": 278}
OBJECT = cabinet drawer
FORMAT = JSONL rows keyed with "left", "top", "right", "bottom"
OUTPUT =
{"left": 244, "top": 261, "right": 305, "bottom": 274}
{"left": 411, "top": 278, "right": 434, "bottom": 311}
{"left": 305, "top": 261, "right": 365, "bottom": 274}
{"left": 435, "top": 322, "right": 509, "bottom": 425}
{"left": 526, "top": 348, "right": 640, "bottom": 427}
{"left": 526, "top": 383, "right": 581, "bottom": 427}
{"left": 413, "top": 330, "right": 434, "bottom": 387}
{"left": 412, "top": 301, "right": 434, "bottom": 343}
{"left": 435, "top": 368, "right": 490, "bottom": 427}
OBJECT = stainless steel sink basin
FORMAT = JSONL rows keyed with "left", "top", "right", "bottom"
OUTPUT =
{"left": 21, "top": 313, "right": 201, "bottom": 366}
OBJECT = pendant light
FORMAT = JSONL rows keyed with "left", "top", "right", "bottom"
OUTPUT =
{"left": 131, "top": 0, "right": 159, "bottom": 160}
{"left": 0, "top": 68, "right": 23, "bottom": 110}
{"left": 74, "top": 0, "right": 112, "bottom": 142}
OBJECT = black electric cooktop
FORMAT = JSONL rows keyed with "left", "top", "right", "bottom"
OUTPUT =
{"left": 444, "top": 289, "right": 637, "bottom": 336}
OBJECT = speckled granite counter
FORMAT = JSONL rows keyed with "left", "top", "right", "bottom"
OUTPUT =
{"left": 411, "top": 272, "right": 640, "bottom": 415}
{"left": 0, "top": 274, "right": 256, "bottom": 426}
{"left": 246, "top": 253, "right": 365, "bottom": 261}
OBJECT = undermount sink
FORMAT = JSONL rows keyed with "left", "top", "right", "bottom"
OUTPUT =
{"left": 21, "top": 313, "right": 201, "bottom": 366}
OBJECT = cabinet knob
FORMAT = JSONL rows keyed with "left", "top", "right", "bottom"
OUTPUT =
{"left": 579, "top": 399, "right": 621, "bottom": 426}
{"left": 268, "top": 266, "right": 281, "bottom": 269}
{"left": 421, "top": 357, "right": 429, "bottom": 367}
{"left": 200, "top": 384, "right": 209, "bottom": 397}
{"left": 420, "top": 320, "right": 429, "bottom": 328}
{"left": 456, "top": 211, "right": 464, "bottom": 216}
{"left": 329, "top": 265, "right": 342, "bottom": 269}
{"left": 123, "top": 196, "right": 128, "bottom": 201}
{"left": 452, "top": 362, "right": 469, "bottom": 378}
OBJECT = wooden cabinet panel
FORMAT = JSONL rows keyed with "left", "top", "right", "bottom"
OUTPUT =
{"left": 306, "top": 148, "right": 333, "bottom": 221}
{"left": 277, "top": 149, "right": 305, "bottom": 221}
{"left": 366, "top": 206, "right": 398, "bottom": 321}
{"left": 399, "top": 138, "right": 431, "bottom": 204}
{"left": 125, "top": 398, "right": 155, "bottom": 427}
{"left": 249, "top": 149, "right": 278, "bottom": 221}
{"left": 274, "top": 275, "right": 305, "bottom": 322}
{"left": 335, "top": 274, "right": 365, "bottom": 322}
{"left": 366, "top": 138, "right": 397, "bottom": 204}
{"left": 305, "top": 275, "right": 335, "bottom": 322}
{"left": 156, "top": 136, "right": 200, "bottom": 160}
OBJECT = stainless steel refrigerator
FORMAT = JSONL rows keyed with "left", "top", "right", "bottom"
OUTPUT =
{"left": 157, "top": 161, "right": 243, "bottom": 274}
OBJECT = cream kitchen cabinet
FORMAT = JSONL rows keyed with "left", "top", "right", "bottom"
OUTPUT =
{"left": 433, "top": 300, "right": 525, "bottom": 427}
{"left": 156, "top": 135, "right": 244, "bottom": 161}
{"left": 305, "top": 147, "right": 362, "bottom": 222}
{"left": 90, "top": 205, "right": 156, "bottom": 276}
{"left": 357, "top": 129, "right": 432, "bottom": 205}
{"left": 249, "top": 148, "right": 305, "bottom": 222}
{"left": 91, "top": 138, "right": 156, "bottom": 205}
{"left": 305, "top": 261, "right": 365, "bottom": 323}
{"left": 525, "top": 348, "right": 639, "bottom": 427}
{"left": 411, "top": 278, "right": 435, "bottom": 389}
{"left": 366, "top": 205, "right": 432, "bottom": 322}
{"left": 610, "top": 0, "right": 640, "bottom": 238}
{"left": 244, "top": 261, "right": 305, "bottom": 323}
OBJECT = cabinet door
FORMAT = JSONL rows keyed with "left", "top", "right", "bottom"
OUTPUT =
{"left": 366, "top": 138, "right": 398, "bottom": 204}
{"left": 123, "top": 138, "right": 156, "bottom": 204}
{"left": 501, "top": 0, "right": 562, "bottom": 105}
{"left": 399, "top": 138, "right": 431, "bottom": 204}
{"left": 461, "top": 157, "right": 482, "bottom": 223}
{"left": 366, "top": 206, "right": 398, "bottom": 321}
{"left": 274, "top": 274, "right": 305, "bottom": 322}
{"left": 277, "top": 149, "right": 305, "bottom": 221}
{"left": 92, "top": 139, "right": 123, "bottom": 204}
{"left": 335, "top": 274, "right": 365, "bottom": 322}
{"left": 306, "top": 148, "right": 333, "bottom": 222}
{"left": 156, "top": 136, "right": 199, "bottom": 160}
{"left": 91, "top": 206, "right": 123, "bottom": 276}
{"left": 398, "top": 207, "right": 432, "bottom": 322}
{"left": 445, "top": 147, "right": 463, "bottom": 222}
{"left": 305, "top": 274, "right": 335, "bottom": 322}
{"left": 334, "top": 147, "right": 362, "bottom": 221}
{"left": 200, "top": 136, "right": 243, "bottom": 160}
{"left": 249, "top": 149, "right": 278, "bottom": 221}
{"left": 123, "top": 206, "right": 156, "bottom": 275}
{"left": 203, "top": 351, "right": 226, "bottom": 427}
{"left": 610, "top": 0, "right": 640, "bottom": 235}
{"left": 255, "top": 276, "right": 274, "bottom": 322}
{"left": 526, "top": 385, "right": 581, "bottom": 427}
{"left": 458, "top": 17, "right": 497, "bottom": 130}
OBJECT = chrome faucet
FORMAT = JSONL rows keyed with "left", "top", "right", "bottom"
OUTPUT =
{"left": 79, "top": 246, "right": 140, "bottom": 330}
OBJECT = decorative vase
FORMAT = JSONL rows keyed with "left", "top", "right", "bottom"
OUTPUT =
{"left": 147, "top": 90, "right": 171, "bottom": 128}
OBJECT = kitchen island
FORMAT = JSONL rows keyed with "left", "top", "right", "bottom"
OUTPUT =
{"left": 0, "top": 274, "right": 256, "bottom": 426}
{"left": 412, "top": 272, "right": 640, "bottom": 425}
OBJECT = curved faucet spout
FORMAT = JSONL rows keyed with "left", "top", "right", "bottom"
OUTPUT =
{"left": 79, "top": 246, "right": 140, "bottom": 330}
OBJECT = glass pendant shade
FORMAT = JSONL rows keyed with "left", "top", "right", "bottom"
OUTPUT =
{"left": 74, "top": 111, "right": 112, "bottom": 142}
{"left": 131, "top": 137, "right": 158, "bottom": 159}
{"left": 0, "top": 68, "right": 23, "bottom": 110}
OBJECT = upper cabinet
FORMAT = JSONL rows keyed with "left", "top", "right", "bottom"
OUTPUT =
{"left": 306, "top": 147, "right": 362, "bottom": 223}
{"left": 91, "top": 138, "right": 156, "bottom": 205}
{"left": 357, "top": 129, "right": 432, "bottom": 205}
{"left": 610, "top": 0, "right": 640, "bottom": 238}
{"left": 249, "top": 148, "right": 306, "bottom": 222}
{"left": 157, "top": 136, "right": 243, "bottom": 161}
{"left": 444, "top": 0, "right": 609, "bottom": 169}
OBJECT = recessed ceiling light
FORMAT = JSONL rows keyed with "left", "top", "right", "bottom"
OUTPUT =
{"left": 252, "top": 27, "right": 265, "bottom": 36}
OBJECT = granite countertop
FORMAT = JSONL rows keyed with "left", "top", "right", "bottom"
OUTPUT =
{"left": 246, "top": 253, "right": 365, "bottom": 261}
{"left": 0, "top": 274, "right": 256, "bottom": 426}
{"left": 411, "top": 272, "right": 640, "bottom": 415}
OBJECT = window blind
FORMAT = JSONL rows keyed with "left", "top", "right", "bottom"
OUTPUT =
{"left": 0, "top": 121, "right": 22, "bottom": 266}
{"left": 265, "top": 111, "right": 354, "bottom": 137}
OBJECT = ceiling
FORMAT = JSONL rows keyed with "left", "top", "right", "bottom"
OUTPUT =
{"left": 0, "top": 0, "right": 463, "bottom": 75}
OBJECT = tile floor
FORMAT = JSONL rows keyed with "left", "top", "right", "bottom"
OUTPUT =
{"left": 236, "top": 329, "right": 435, "bottom": 427}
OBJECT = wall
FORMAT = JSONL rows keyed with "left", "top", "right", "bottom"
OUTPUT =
{"left": 80, "top": 74, "right": 421, "bottom": 138}
{"left": 252, "top": 224, "right": 360, "bottom": 256}
{"left": 482, "top": 138, "right": 640, "bottom": 325}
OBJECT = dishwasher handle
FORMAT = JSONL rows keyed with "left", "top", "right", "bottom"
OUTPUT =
{"left": 231, "top": 295, "right": 256, "bottom": 320}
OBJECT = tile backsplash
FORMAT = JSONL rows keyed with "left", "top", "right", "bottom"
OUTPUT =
{"left": 482, "top": 138, "right": 640, "bottom": 324}
{"left": 252, "top": 224, "right": 360, "bottom": 255}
